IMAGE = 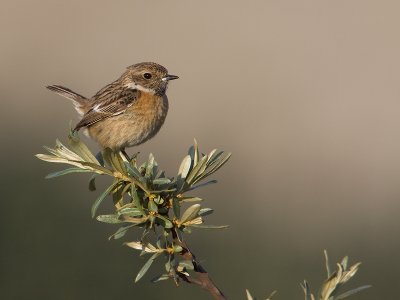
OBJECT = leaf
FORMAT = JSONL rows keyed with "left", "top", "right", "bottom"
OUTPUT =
{"left": 177, "top": 155, "right": 192, "bottom": 190}
{"left": 324, "top": 249, "right": 332, "bottom": 278}
{"left": 196, "top": 152, "right": 231, "bottom": 182}
{"left": 96, "top": 214, "right": 123, "bottom": 224}
{"left": 108, "top": 224, "right": 138, "bottom": 240}
{"left": 68, "top": 131, "right": 99, "bottom": 164}
{"left": 189, "top": 224, "right": 229, "bottom": 229}
{"left": 148, "top": 199, "right": 158, "bottom": 213}
{"left": 179, "top": 197, "right": 203, "bottom": 203}
{"left": 335, "top": 285, "right": 371, "bottom": 299}
{"left": 172, "top": 197, "right": 180, "bottom": 218}
{"left": 130, "top": 185, "right": 145, "bottom": 214}
{"left": 145, "top": 153, "right": 156, "bottom": 179}
{"left": 198, "top": 208, "right": 214, "bottom": 216}
{"left": 180, "top": 204, "right": 201, "bottom": 224}
{"left": 151, "top": 274, "right": 170, "bottom": 283}
{"left": 135, "top": 252, "right": 161, "bottom": 282}
{"left": 246, "top": 289, "right": 254, "bottom": 300}
{"left": 91, "top": 180, "right": 119, "bottom": 218}
{"left": 186, "top": 180, "right": 217, "bottom": 191}
{"left": 152, "top": 178, "right": 171, "bottom": 185}
{"left": 156, "top": 215, "right": 173, "bottom": 229}
{"left": 266, "top": 290, "right": 277, "bottom": 300}
{"left": 117, "top": 207, "right": 143, "bottom": 217}
{"left": 124, "top": 162, "right": 143, "bottom": 180}
{"left": 185, "top": 155, "right": 208, "bottom": 185}
{"left": 45, "top": 168, "right": 93, "bottom": 179}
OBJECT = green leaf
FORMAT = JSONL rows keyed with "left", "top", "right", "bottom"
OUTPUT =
{"left": 148, "top": 199, "right": 158, "bottom": 213}
{"left": 135, "top": 252, "right": 161, "bottom": 283}
{"left": 151, "top": 274, "right": 170, "bottom": 283}
{"left": 187, "top": 180, "right": 217, "bottom": 191}
{"left": 68, "top": 131, "right": 99, "bottom": 164}
{"left": 180, "top": 204, "right": 201, "bottom": 224}
{"left": 118, "top": 207, "right": 143, "bottom": 217}
{"left": 156, "top": 215, "right": 173, "bottom": 228}
{"left": 335, "top": 285, "right": 371, "bottom": 299}
{"left": 91, "top": 180, "right": 119, "bottom": 218}
{"left": 45, "top": 168, "right": 93, "bottom": 179}
{"left": 189, "top": 224, "right": 229, "bottom": 229}
{"left": 130, "top": 185, "right": 145, "bottom": 214}
{"left": 245, "top": 289, "right": 254, "bottom": 300}
{"left": 177, "top": 155, "right": 191, "bottom": 181}
{"left": 152, "top": 178, "right": 171, "bottom": 185}
{"left": 324, "top": 250, "right": 332, "bottom": 278}
{"left": 124, "top": 162, "right": 143, "bottom": 180}
{"left": 185, "top": 155, "right": 208, "bottom": 185}
{"left": 96, "top": 214, "right": 123, "bottom": 224}
{"left": 198, "top": 208, "right": 213, "bottom": 216}
{"left": 108, "top": 224, "right": 138, "bottom": 240}
{"left": 172, "top": 198, "right": 180, "bottom": 218}
{"left": 145, "top": 153, "right": 156, "bottom": 179}
{"left": 179, "top": 197, "right": 203, "bottom": 203}
{"left": 196, "top": 152, "right": 231, "bottom": 182}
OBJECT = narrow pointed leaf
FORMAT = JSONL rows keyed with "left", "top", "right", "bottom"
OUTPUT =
{"left": 91, "top": 181, "right": 119, "bottom": 218}
{"left": 135, "top": 252, "right": 161, "bottom": 283}
{"left": 45, "top": 168, "right": 92, "bottom": 179}
{"left": 335, "top": 285, "right": 371, "bottom": 299}
{"left": 96, "top": 214, "right": 123, "bottom": 224}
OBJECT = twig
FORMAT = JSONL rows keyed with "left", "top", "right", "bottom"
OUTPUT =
{"left": 172, "top": 229, "right": 227, "bottom": 300}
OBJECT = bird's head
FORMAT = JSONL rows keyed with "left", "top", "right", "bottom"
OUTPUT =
{"left": 122, "top": 62, "right": 178, "bottom": 95}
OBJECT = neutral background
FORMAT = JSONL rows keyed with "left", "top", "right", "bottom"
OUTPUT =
{"left": 1, "top": 1, "right": 399, "bottom": 299}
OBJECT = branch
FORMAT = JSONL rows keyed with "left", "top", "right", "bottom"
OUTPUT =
{"left": 172, "top": 229, "right": 227, "bottom": 300}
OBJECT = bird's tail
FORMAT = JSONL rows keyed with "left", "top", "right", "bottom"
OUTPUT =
{"left": 46, "top": 85, "right": 88, "bottom": 116}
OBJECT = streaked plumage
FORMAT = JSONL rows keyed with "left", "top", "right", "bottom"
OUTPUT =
{"left": 47, "top": 62, "right": 178, "bottom": 151}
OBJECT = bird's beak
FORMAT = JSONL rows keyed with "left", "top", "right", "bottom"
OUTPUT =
{"left": 162, "top": 74, "right": 179, "bottom": 82}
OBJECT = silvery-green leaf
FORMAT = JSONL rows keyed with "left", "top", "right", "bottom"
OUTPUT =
{"left": 196, "top": 152, "right": 231, "bottom": 182}
{"left": 198, "top": 208, "right": 213, "bottom": 216}
{"left": 178, "top": 155, "right": 192, "bottom": 179}
{"left": 245, "top": 289, "right": 254, "bottom": 300}
{"left": 152, "top": 178, "right": 171, "bottom": 185}
{"left": 189, "top": 224, "right": 228, "bottom": 229}
{"left": 68, "top": 131, "right": 99, "bottom": 164}
{"left": 341, "top": 256, "right": 349, "bottom": 271}
{"left": 45, "top": 168, "right": 92, "bottom": 179}
{"left": 187, "top": 180, "right": 217, "bottom": 191}
{"left": 148, "top": 200, "right": 158, "bottom": 213}
{"left": 266, "top": 290, "right": 277, "bottom": 300}
{"left": 108, "top": 224, "right": 138, "bottom": 240}
{"left": 96, "top": 214, "right": 123, "bottom": 224}
{"left": 91, "top": 180, "right": 119, "bottom": 218}
{"left": 185, "top": 155, "right": 208, "bottom": 185}
{"left": 324, "top": 250, "right": 332, "bottom": 278}
{"left": 124, "top": 162, "right": 143, "bottom": 180}
{"left": 118, "top": 207, "right": 143, "bottom": 217}
{"left": 172, "top": 198, "right": 180, "bottom": 218}
{"left": 335, "top": 285, "right": 371, "bottom": 299}
{"left": 156, "top": 215, "right": 173, "bottom": 228}
{"left": 135, "top": 252, "right": 161, "bottom": 283}
{"left": 151, "top": 274, "right": 170, "bottom": 283}
{"left": 131, "top": 185, "right": 144, "bottom": 214}
{"left": 145, "top": 153, "right": 157, "bottom": 179}
{"left": 180, "top": 204, "right": 201, "bottom": 224}
{"left": 180, "top": 197, "right": 203, "bottom": 203}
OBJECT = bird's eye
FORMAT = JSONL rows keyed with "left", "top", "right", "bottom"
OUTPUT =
{"left": 143, "top": 73, "right": 152, "bottom": 79}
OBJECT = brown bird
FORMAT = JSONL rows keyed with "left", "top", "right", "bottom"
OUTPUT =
{"left": 47, "top": 62, "right": 178, "bottom": 156}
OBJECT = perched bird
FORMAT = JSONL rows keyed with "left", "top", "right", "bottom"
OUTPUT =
{"left": 47, "top": 62, "right": 178, "bottom": 155}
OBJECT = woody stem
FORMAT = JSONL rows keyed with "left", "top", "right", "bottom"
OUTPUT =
{"left": 172, "top": 229, "right": 227, "bottom": 300}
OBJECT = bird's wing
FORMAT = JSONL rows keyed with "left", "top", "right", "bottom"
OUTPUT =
{"left": 74, "top": 87, "right": 139, "bottom": 130}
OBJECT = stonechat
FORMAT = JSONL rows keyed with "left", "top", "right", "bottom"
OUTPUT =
{"left": 47, "top": 62, "right": 178, "bottom": 154}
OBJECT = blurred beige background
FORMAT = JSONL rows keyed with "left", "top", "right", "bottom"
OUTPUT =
{"left": 1, "top": 0, "right": 399, "bottom": 299}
